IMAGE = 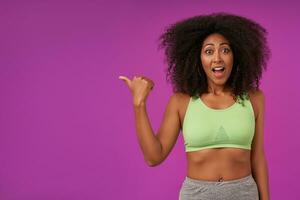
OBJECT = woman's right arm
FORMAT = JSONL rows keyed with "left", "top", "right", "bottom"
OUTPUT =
{"left": 133, "top": 94, "right": 181, "bottom": 166}
{"left": 119, "top": 75, "right": 181, "bottom": 167}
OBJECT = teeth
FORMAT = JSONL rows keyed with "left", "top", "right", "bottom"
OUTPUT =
{"left": 213, "top": 67, "right": 224, "bottom": 70}
{"left": 212, "top": 67, "right": 225, "bottom": 72}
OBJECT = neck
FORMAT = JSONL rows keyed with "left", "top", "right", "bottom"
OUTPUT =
{"left": 207, "top": 83, "right": 231, "bottom": 96}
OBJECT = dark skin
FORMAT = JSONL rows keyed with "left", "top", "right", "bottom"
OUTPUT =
{"left": 119, "top": 33, "right": 269, "bottom": 200}
{"left": 178, "top": 92, "right": 253, "bottom": 181}
{"left": 181, "top": 33, "right": 251, "bottom": 180}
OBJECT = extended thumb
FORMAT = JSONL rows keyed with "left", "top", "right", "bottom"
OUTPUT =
{"left": 118, "top": 75, "right": 131, "bottom": 86}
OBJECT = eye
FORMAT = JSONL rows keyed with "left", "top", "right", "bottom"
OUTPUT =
{"left": 204, "top": 49, "right": 213, "bottom": 55}
{"left": 222, "top": 48, "right": 231, "bottom": 54}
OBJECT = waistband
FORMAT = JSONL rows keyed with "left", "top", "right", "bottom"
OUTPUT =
{"left": 184, "top": 174, "right": 253, "bottom": 186}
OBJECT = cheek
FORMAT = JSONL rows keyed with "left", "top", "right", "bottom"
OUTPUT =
{"left": 227, "top": 67, "right": 233, "bottom": 75}
{"left": 224, "top": 56, "right": 234, "bottom": 69}
{"left": 225, "top": 63, "right": 233, "bottom": 76}
{"left": 200, "top": 55, "right": 210, "bottom": 68}
{"left": 225, "top": 54, "right": 234, "bottom": 64}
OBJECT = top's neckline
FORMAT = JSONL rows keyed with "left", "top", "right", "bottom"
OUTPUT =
{"left": 198, "top": 96, "right": 238, "bottom": 111}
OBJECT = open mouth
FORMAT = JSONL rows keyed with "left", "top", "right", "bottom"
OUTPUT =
{"left": 211, "top": 66, "right": 225, "bottom": 78}
{"left": 212, "top": 66, "right": 225, "bottom": 73}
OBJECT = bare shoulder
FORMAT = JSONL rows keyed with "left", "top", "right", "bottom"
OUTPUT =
{"left": 169, "top": 92, "right": 191, "bottom": 129}
{"left": 248, "top": 88, "right": 265, "bottom": 104}
{"left": 170, "top": 92, "right": 190, "bottom": 107}
{"left": 172, "top": 92, "right": 190, "bottom": 99}
{"left": 248, "top": 88, "right": 265, "bottom": 99}
{"left": 248, "top": 88, "right": 265, "bottom": 119}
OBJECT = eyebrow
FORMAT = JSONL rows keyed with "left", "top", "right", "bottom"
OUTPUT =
{"left": 203, "top": 42, "right": 230, "bottom": 47}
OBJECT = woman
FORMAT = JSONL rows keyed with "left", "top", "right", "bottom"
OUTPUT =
{"left": 119, "top": 13, "right": 270, "bottom": 200}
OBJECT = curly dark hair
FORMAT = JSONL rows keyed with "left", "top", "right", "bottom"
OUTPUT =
{"left": 158, "top": 12, "right": 270, "bottom": 102}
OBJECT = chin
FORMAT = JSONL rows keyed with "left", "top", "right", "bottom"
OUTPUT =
{"left": 211, "top": 78, "right": 228, "bottom": 86}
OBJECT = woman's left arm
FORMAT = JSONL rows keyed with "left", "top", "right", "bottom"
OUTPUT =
{"left": 250, "top": 90, "right": 270, "bottom": 200}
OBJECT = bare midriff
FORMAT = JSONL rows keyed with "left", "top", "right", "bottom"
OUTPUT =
{"left": 186, "top": 147, "right": 252, "bottom": 181}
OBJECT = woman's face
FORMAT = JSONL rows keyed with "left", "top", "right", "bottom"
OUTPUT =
{"left": 200, "top": 33, "right": 233, "bottom": 87}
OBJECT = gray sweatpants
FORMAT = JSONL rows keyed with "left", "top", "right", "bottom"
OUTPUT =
{"left": 179, "top": 174, "right": 259, "bottom": 200}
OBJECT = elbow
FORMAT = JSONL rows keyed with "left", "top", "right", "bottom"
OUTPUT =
{"left": 145, "top": 159, "right": 160, "bottom": 167}
{"left": 144, "top": 149, "right": 164, "bottom": 167}
{"left": 145, "top": 157, "right": 163, "bottom": 167}
{"left": 146, "top": 160, "right": 159, "bottom": 167}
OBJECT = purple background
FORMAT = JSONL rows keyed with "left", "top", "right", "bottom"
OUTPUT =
{"left": 0, "top": 1, "right": 299, "bottom": 199}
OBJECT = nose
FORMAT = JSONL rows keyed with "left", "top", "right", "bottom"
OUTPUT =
{"left": 213, "top": 51, "right": 222, "bottom": 63}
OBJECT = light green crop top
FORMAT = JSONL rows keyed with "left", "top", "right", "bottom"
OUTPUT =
{"left": 182, "top": 94, "right": 255, "bottom": 152}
